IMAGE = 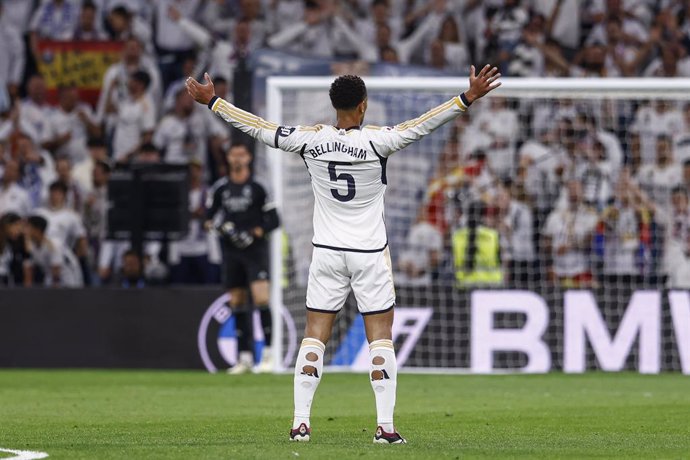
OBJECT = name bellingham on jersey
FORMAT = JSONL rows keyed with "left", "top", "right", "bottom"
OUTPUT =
{"left": 206, "top": 94, "right": 469, "bottom": 252}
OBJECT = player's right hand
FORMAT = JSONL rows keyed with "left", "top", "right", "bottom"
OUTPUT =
{"left": 465, "top": 65, "right": 501, "bottom": 104}
{"left": 185, "top": 73, "right": 216, "bottom": 106}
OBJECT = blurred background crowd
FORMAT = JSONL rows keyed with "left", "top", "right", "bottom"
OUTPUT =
{"left": 0, "top": 0, "right": 689, "bottom": 289}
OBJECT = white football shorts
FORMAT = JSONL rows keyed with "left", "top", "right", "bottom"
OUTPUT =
{"left": 306, "top": 246, "right": 396, "bottom": 315}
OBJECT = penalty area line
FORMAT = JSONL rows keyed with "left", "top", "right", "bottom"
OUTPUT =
{"left": 0, "top": 448, "right": 49, "bottom": 460}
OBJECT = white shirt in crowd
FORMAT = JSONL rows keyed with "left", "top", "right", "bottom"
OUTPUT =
{"left": 36, "top": 206, "right": 86, "bottom": 249}
{"left": 543, "top": 205, "right": 598, "bottom": 277}
{"left": 471, "top": 101, "right": 519, "bottom": 176}
{"left": 19, "top": 99, "right": 54, "bottom": 144}
{"left": 29, "top": 0, "right": 80, "bottom": 40}
{"left": 654, "top": 205, "right": 690, "bottom": 287}
{"left": 602, "top": 205, "right": 639, "bottom": 276}
{"left": 154, "top": 0, "right": 201, "bottom": 51}
{"left": 45, "top": 104, "right": 98, "bottom": 164}
{"left": 112, "top": 94, "right": 156, "bottom": 161}
{"left": 31, "top": 236, "right": 83, "bottom": 287}
{"left": 168, "top": 187, "right": 216, "bottom": 263}
{"left": 396, "top": 221, "right": 443, "bottom": 286}
{"left": 97, "top": 57, "right": 162, "bottom": 126}
{"left": 153, "top": 108, "right": 224, "bottom": 167}
{"left": 0, "top": 183, "right": 32, "bottom": 217}
{"left": 630, "top": 104, "right": 684, "bottom": 164}
{"left": 501, "top": 200, "right": 535, "bottom": 262}
{"left": 2, "top": 0, "right": 36, "bottom": 33}
{"left": 635, "top": 163, "right": 682, "bottom": 212}
{"left": 0, "top": 15, "right": 25, "bottom": 87}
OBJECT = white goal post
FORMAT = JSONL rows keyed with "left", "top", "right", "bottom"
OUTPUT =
{"left": 266, "top": 76, "right": 690, "bottom": 373}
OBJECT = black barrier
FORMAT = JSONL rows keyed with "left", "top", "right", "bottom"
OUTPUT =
{"left": 0, "top": 287, "right": 687, "bottom": 372}
{"left": 0, "top": 288, "right": 217, "bottom": 368}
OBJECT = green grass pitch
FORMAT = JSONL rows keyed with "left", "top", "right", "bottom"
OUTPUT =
{"left": 0, "top": 371, "right": 688, "bottom": 459}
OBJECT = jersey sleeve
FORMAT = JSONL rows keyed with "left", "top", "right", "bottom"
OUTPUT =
{"left": 208, "top": 96, "right": 313, "bottom": 153}
{"left": 366, "top": 95, "right": 469, "bottom": 157}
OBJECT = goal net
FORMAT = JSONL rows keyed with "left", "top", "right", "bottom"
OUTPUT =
{"left": 265, "top": 77, "right": 690, "bottom": 374}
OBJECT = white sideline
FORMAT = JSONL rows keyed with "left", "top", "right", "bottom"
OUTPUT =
{"left": 0, "top": 448, "right": 48, "bottom": 460}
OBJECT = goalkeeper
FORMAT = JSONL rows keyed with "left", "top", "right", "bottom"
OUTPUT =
{"left": 188, "top": 65, "right": 500, "bottom": 443}
{"left": 205, "top": 142, "right": 280, "bottom": 374}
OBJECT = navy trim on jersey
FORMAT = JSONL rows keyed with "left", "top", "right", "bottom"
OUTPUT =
{"left": 460, "top": 92, "right": 472, "bottom": 107}
{"left": 274, "top": 129, "right": 280, "bottom": 148}
{"left": 334, "top": 125, "right": 361, "bottom": 131}
{"left": 306, "top": 305, "right": 341, "bottom": 314}
{"left": 370, "top": 141, "right": 387, "bottom": 185}
{"left": 312, "top": 242, "right": 388, "bottom": 253}
{"left": 361, "top": 304, "right": 395, "bottom": 316}
{"left": 208, "top": 96, "right": 219, "bottom": 110}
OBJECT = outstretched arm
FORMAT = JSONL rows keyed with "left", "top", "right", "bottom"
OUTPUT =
{"left": 186, "top": 73, "right": 305, "bottom": 153}
{"left": 370, "top": 65, "right": 501, "bottom": 156}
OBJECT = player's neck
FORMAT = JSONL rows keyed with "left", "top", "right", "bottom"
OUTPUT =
{"left": 335, "top": 110, "right": 362, "bottom": 130}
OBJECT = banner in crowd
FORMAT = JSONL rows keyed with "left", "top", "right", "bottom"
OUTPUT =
{"left": 0, "top": 287, "right": 687, "bottom": 374}
{"left": 35, "top": 40, "right": 123, "bottom": 105}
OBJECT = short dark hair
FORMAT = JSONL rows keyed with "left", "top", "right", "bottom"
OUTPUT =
{"left": 140, "top": 143, "right": 158, "bottom": 153}
{"left": 0, "top": 212, "right": 21, "bottom": 226}
{"left": 228, "top": 142, "right": 252, "bottom": 154}
{"left": 131, "top": 70, "right": 151, "bottom": 89}
{"left": 671, "top": 185, "right": 688, "bottom": 197}
{"left": 329, "top": 75, "right": 367, "bottom": 111}
{"left": 49, "top": 181, "right": 68, "bottom": 194}
{"left": 657, "top": 134, "right": 673, "bottom": 144}
{"left": 95, "top": 159, "right": 112, "bottom": 174}
{"left": 111, "top": 6, "right": 131, "bottom": 19}
{"left": 27, "top": 215, "right": 48, "bottom": 233}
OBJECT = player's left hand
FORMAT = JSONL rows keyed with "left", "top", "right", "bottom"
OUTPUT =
{"left": 186, "top": 73, "right": 216, "bottom": 106}
{"left": 464, "top": 64, "right": 501, "bottom": 104}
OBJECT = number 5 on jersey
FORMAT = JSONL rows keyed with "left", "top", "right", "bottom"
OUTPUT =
{"left": 328, "top": 161, "right": 356, "bottom": 202}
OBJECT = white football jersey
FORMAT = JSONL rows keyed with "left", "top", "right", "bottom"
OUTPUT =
{"left": 209, "top": 95, "right": 468, "bottom": 250}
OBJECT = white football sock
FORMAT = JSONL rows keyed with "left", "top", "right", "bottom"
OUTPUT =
{"left": 293, "top": 337, "right": 325, "bottom": 429}
{"left": 369, "top": 339, "right": 397, "bottom": 433}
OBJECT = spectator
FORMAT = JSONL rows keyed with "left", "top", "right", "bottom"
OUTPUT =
{"left": 35, "top": 181, "right": 88, "bottom": 259}
{"left": 0, "top": 212, "right": 31, "bottom": 286}
{"left": 72, "top": 138, "right": 108, "bottom": 194}
{"left": 452, "top": 201, "right": 503, "bottom": 287}
{"left": 29, "top": 0, "right": 80, "bottom": 44}
{"left": 172, "top": 10, "right": 254, "bottom": 85}
{"left": 43, "top": 86, "right": 100, "bottom": 165}
{"left": 631, "top": 100, "right": 684, "bottom": 164}
{"left": 71, "top": 0, "right": 106, "bottom": 41}
{"left": 495, "top": 180, "right": 535, "bottom": 287}
{"left": 169, "top": 161, "right": 215, "bottom": 284}
{"left": 97, "top": 38, "right": 162, "bottom": 132}
{"left": 54, "top": 156, "right": 84, "bottom": 211}
{"left": 0, "top": 159, "right": 32, "bottom": 217}
{"left": 0, "top": 2, "right": 26, "bottom": 101}
{"left": 82, "top": 160, "right": 110, "bottom": 271}
{"left": 470, "top": 97, "right": 519, "bottom": 177}
{"left": 573, "top": 140, "right": 615, "bottom": 211}
{"left": 154, "top": 0, "right": 202, "bottom": 89}
{"left": 396, "top": 207, "right": 443, "bottom": 286}
{"left": 631, "top": 183, "right": 690, "bottom": 289}
{"left": 635, "top": 135, "right": 682, "bottom": 212}
{"left": 153, "top": 87, "right": 225, "bottom": 169}
{"left": 268, "top": 0, "right": 334, "bottom": 58}
{"left": 673, "top": 103, "right": 690, "bottom": 165}
{"left": 105, "top": 5, "right": 153, "bottom": 52}
{"left": 335, "top": 5, "right": 443, "bottom": 64}
{"left": 542, "top": 179, "right": 598, "bottom": 288}
{"left": 106, "top": 71, "right": 156, "bottom": 164}
{"left": 119, "top": 249, "right": 145, "bottom": 288}
{"left": 488, "top": 0, "right": 528, "bottom": 71}
{"left": 19, "top": 75, "right": 53, "bottom": 145}
{"left": 598, "top": 175, "right": 644, "bottom": 286}
{"left": 2, "top": 0, "right": 36, "bottom": 35}
{"left": 13, "top": 132, "right": 57, "bottom": 209}
{"left": 25, "top": 214, "right": 83, "bottom": 287}
{"left": 509, "top": 14, "right": 546, "bottom": 77}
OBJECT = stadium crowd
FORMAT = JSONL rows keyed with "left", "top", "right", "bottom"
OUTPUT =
{"left": 1, "top": 0, "right": 690, "bottom": 288}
